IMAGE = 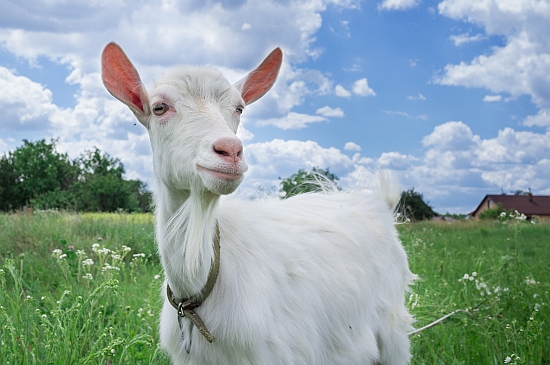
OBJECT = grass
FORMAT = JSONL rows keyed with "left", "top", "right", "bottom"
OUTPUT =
{"left": 0, "top": 211, "right": 170, "bottom": 365}
{"left": 0, "top": 211, "right": 549, "bottom": 364}
{"left": 402, "top": 217, "right": 549, "bottom": 364}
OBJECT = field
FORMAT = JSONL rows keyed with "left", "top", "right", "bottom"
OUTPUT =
{"left": 1, "top": 212, "right": 548, "bottom": 364}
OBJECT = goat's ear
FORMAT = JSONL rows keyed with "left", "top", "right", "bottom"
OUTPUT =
{"left": 101, "top": 42, "right": 150, "bottom": 126}
{"left": 235, "top": 47, "right": 283, "bottom": 105}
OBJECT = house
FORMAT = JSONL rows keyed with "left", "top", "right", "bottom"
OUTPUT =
{"left": 471, "top": 193, "right": 550, "bottom": 222}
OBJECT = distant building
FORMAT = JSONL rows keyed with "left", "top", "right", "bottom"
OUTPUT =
{"left": 471, "top": 193, "right": 550, "bottom": 222}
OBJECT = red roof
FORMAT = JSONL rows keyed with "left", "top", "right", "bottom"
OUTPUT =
{"left": 476, "top": 194, "right": 550, "bottom": 216}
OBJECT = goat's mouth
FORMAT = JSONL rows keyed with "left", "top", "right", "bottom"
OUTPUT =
{"left": 196, "top": 164, "right": 244, "bottom": 181}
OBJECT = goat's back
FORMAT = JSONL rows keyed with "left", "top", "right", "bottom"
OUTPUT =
{"left": 160, "top": 190, "right": 414, "bottom": 365}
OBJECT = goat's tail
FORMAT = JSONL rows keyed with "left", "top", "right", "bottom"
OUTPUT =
{"left": 373, "top": 170, "right": 402, "bottom": 212}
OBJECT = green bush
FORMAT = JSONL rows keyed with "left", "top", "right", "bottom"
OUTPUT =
{"left": 0, "top": 140, "right": 151, "bottom": 213}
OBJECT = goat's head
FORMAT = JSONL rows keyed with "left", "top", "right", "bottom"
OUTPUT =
{"left": 101, "top": 43, "right": 282, "bottom": 195}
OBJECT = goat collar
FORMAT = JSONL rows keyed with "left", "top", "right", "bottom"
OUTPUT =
{"left": 166, "top": 222, "right": 220, "bottom": 343}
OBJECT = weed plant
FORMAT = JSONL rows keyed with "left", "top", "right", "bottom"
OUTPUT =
{"left": 0, "top": 211, "right": 548, "bottom": 364}
{"left": 0, "top": 211, "right": 170, "bottom": 364}
{"left": 402, "top": 213, "right": 549, "bottom": 365}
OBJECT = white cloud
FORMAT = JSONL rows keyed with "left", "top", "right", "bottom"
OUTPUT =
{"left": 335, "top": 84, "right": 352, "bottom": 97}
{"left": 407, "top": 93, "right": 426, "bottom": 101}
{"left": 384, "top": 110, "right": 427, "bottom": 120}
{"left": 422, "top": 121, "right": 477, "bottom": 151}
{"left": 0, "top": 138, "right": 8, "bottom": 153}
{"left": 523, "top": 109, "right": 550, "bottom": 128}
{"left": 236, "top": 124, "right": 255, "bottom": 142}
{"left": 316, "top": 106, "right": 345, "bottom": 118}
{"left": 256, "top": 112, "right": 328, "bottom": 130}
{"left": 240, "top": 120, "right": 550, "bottom": 213}
{"left": 416, "top": 121, "right": 550, "bottom": 192}
{"left": 437, "top": 0, "right": 550, "bottom": 108}
{"left": 344, "top": 142, "right": 361, "bottom": 151}
{"left": 483, "top": 95, "right": 502, "bottom": 102}
{"left": 378, "top": 0, "right": 421, "bottom": 11}
{"left": 0, "top": 0, "right": 365, "bottom": 183}
{"left": 449, "top": 33, "right": 485, "bottom": 46}
{"left": 352, "top": 78, "right": 376, "bottom": 97}
{"left": 385, "top": 110, "right": 412, "bottom": 118}
{"left": 0, "top": 66, "right": 57, "bottom": 129}
{"left": 377, "top": 152, "right": 417, "bottom": 170}
{"left": 243, "top": 139, "right": 354, "bottom": 183}
{"left": 335, "top": 78, "right": 376, "bottom": 97}
{"left": 0, "top": 1, "right": 354, "bottom": 73}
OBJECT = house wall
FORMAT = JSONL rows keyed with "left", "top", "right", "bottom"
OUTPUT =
{"left": 534, "top": 215, "right": 550, "bottom": 223}
{"left": 473, "top": 198, "right": 491, "bottom": 219}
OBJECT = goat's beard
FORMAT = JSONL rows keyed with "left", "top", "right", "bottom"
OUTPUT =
{"left": 199, "top": 172, "right": 244, "bottom": 195}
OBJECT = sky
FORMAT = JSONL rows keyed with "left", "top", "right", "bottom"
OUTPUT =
{"left": 1, "top": 0, "right": 549, "bottom": 214}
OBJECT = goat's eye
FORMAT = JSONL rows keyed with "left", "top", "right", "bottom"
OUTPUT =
{"left": 235, "top": 105, "right": 244, "bottom": 115}
{"left": 153, "top": 103, "right": 169, "bottom": 116}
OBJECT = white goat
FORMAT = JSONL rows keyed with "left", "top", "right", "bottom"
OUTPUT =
{"left": 101, "top": 42, "right": 414, "bottom": 365}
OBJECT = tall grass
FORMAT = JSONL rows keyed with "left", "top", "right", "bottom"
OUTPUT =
{"left": 0, "top": 211, "right": 170, "bottom": 364}
{"left": 0, "top": 211, "right": 548, "bottom": 364}
{"left": 401, "top": 217, "right": 549, "bottom": 364}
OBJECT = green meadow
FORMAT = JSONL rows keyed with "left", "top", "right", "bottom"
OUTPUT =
{"left": 1, "top": 212, "right": 548, "bottom": 364}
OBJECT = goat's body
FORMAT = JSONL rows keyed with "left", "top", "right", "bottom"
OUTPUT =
{"left": 101, "top": 43, "right": 414, "bottom": 365}
{"left": 159, "top": 189, "right": 414, "bottom": 365}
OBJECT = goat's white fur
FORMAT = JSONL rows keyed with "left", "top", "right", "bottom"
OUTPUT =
{"left": 101, "top": 43, "right": 414, "bottom": 365}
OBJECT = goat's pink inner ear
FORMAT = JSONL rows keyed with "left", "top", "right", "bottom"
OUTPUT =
{"left": 238, "top": 47, "right": 283, "bottom": 105}
{"left": 101, "top": 42, "right": 147, "bottom": 114}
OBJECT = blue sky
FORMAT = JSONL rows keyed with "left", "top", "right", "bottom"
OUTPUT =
{"left": 1, "top": 0, "right": 549, "bottom": 214}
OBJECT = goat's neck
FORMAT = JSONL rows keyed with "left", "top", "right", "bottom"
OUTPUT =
{"left": 155, "top": 180, "right": 220, "bottom": 299}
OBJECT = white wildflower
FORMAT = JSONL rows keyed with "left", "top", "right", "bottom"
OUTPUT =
{"left": 97, "top": 248, "right": 111, "bottom": 255}
{"left": 102, "top": 264, "right": 120, "bottom": 272}
{"left": 92, "top": 243, "right": 100, "bottom": 251}
{"left": 122, "top": 245, "right": 131, "bottom": 252}
{"left": 504, "top": 356, "right": 511, "bottom": 364}
{"left": 154, "top": 275, "right": 160, "bottom": 280}
{"left": 82, "top": 273, "right": 93, "bottom": 280}
{"left": 82, "top": 259, "right": 94, "bottom": 266}
{"left": 51, "top": 249, "right": 66, "bottom": 259}
{"left": 76, "top": 250, "right": 86, "bottom": 256}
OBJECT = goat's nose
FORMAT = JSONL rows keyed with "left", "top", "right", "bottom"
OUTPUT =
{"left": 213, "top": 137, "right": 243, "bottom": 163}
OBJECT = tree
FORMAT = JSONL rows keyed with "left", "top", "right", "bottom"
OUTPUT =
{"left": 0, "top": 140, "right": 152, "bottom": 212}
{"left": 399, "top": 188, "right": 436, "bottom": 221}
{"left": 279, "top": 167, "right": 340, "bottom": 199}
{"left": 0, "top": 139, "right": 78, "bottom": 211}
{"left": 70, "top": 148, "right": 151, "bottom": 212}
